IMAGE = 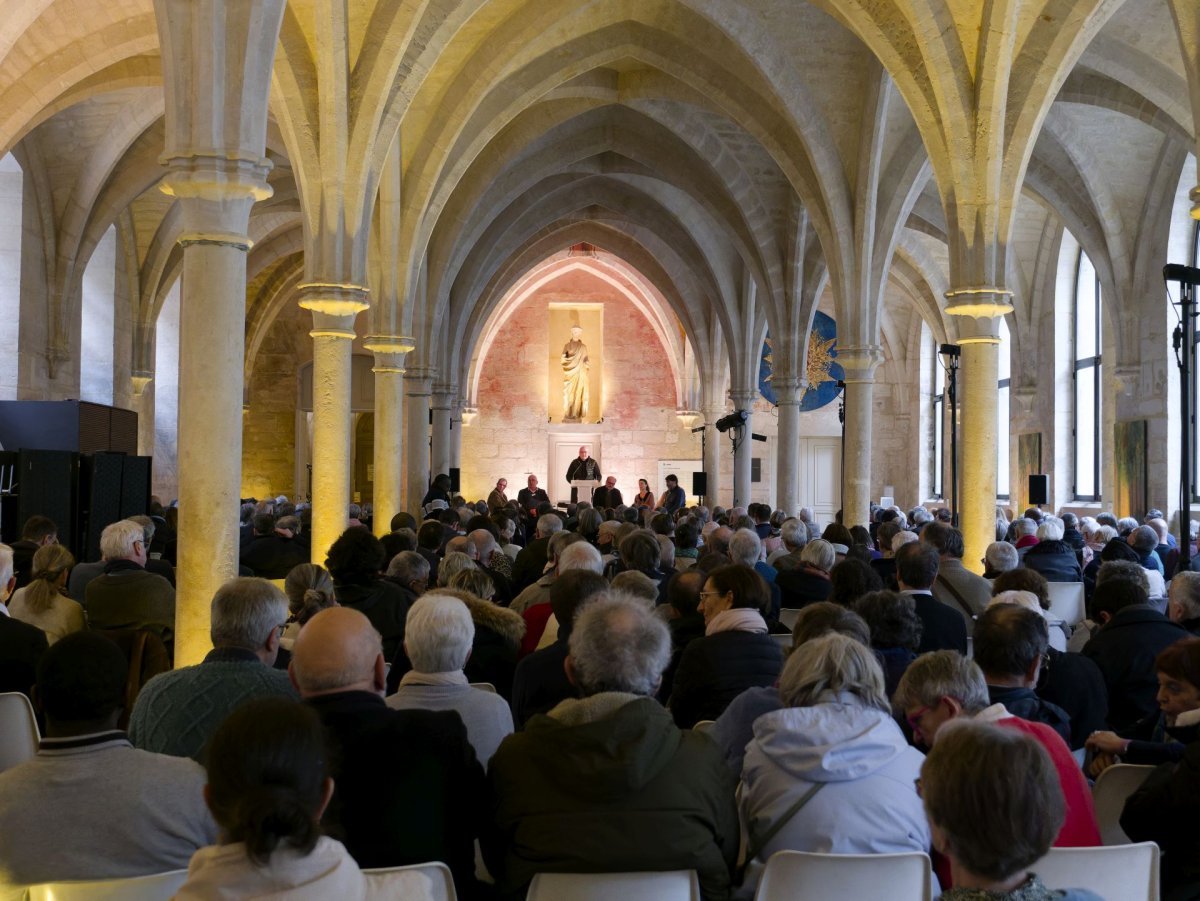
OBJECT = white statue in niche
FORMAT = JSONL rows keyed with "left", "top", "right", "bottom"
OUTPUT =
{"left": 561, "top": 324, "right": 590, "bottom": 422}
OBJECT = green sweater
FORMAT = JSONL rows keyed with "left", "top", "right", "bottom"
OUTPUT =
{"left": 128, "top": 648, "right": 297, "bottom": 761}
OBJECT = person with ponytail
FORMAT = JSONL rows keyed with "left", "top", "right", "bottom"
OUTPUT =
{"left": 8, "top": 543, "right": 84, "bottom": 643}
{"left": 280, "top": 563, "right": 337, "bottom": 650}
{"left": 176, "top": 697, "right": 436, "bottom": 898}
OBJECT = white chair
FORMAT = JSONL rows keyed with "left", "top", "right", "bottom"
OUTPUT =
{"left": 779, "top": 608, "right": 801, "bottom": 631}
{"left": 1046, "top": 582, "right": 1086, "bottom": 626}
{"left": 1092, "top": 764, "right": 1155, "bottom": 846}
{"left": 0, "top": 691, "right": 39, "bottom": 773}
{"left": 527, "top": 870, "right": 700, "bottom": 900}
{"left": 1032, "top": 842, "right": 1160, "bottom": 901}
{"left": 693, "top": 719, "right": 716, "bottom": 735}
{"left": 752, "top": 850, "right": 933, "bottom": 901}
{"left": 470, "top": 682, "right": 497, "bottom": 694}
{"left": 26, "top": 868, "right": 189, "bottom": 900}
{"left": 362, "top": 860, "right": 457, "bottom": 900}
{"left": 771, "top": 633, "right": 792, "bottom": 651}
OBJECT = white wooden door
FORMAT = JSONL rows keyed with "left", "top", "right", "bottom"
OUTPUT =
{"left": 799, "top": 437, "right": 841, "bottom": 527}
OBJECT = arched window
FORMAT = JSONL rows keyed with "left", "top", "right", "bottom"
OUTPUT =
{"left": 997, "top": 317, "right": 1011, "bottom": 500}
{"left": 1191, "top": 219, "right": 1200, "bottom": 502}
{"left": 932, "top": 335, "right": 944, "bottom": 499}
{"left": 1073, "top": 250, "right": 1102, "bottom": 501}
{"left": 0, "top": 153, "right": 23, "bottom": 398}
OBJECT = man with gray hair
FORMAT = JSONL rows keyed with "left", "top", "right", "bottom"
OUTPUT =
{"left": 982, "top": 541, "right": 1019, "bottom": 578}
{"left": 1023, "top": 516, "right": 1082, "bottom": 583}
{"left": 509, "top": 531, "right": 593, "bottom": 614}
{"left": 1167, "top": 570, "right": 1200, "bottom": 635}
{"left": 512, "top": 512, "right": 563, "bottom": 591}
{"left": 767, "top": 517, "right": 808, "bottom": 570}
{"left": 486, "top": 593, "right": 738, "bottom": 900}
{"left": 386, "top": 550, "right": 431, "bottom": 606}
{"left": 128, "top": 577, "right": 296, "bottom": 760}
{"left": 386, "top": 594, "right": 514, "bottom": 765}
{"left": 85, "top": 519, "right": 176, "bottom": 642}
{"left": 729, "top": 527, "right": 782, "bottom": 623}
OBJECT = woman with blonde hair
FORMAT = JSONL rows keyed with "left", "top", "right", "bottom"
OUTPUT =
{"left": 280, "top": 563, "right": 337, "bottom": 648}
{"left": 9, "top": 544, "right": 83, "bottom": 643}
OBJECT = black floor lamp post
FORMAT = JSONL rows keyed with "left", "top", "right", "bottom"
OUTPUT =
{"left": 1167, "top": 263, "right": 1200, "bottom": 571}
{"left": 940, "top": 344, "right": 961, "bottom": 528}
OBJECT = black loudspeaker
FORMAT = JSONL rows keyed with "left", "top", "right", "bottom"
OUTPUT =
{"left": 448, "top": 467, "right": 461, "bottom": 493}
{"left": 1028, "top": 474, "right": 1049, "bottom": 506}
{"left": 0, "top": 450, "right": 80, "bottom": 550}
{"left": 692, "top": 472, "right": 708, "bottom": 496}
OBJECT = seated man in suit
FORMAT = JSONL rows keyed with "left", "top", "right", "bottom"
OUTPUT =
{"left": 896, "top": 541, "right": 968, "bottom": 655}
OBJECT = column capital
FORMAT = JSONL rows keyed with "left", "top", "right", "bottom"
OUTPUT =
{"left": 307, "top": 309, "right": 358, "bottom": 340}
{"left": 130, "top": 370, "right": 154, "bottom": 397}
{"left": 431, "top": 383, "right": 456, "bottom": 410}
{"left": 771, "top": 375, "right": 808, "bottom": 406}
{"left": 945, "top": 286, "right": 1013, "bottom": 342}
{"left": 299, "top": 282, "right": 370, "bottom": 319}
{"left": 405, "top": 367, "right": 436, "bottom": 395}
{"left": 364, "top": 334, "right": 414, "bottom": 373}
{"left": 728, "top": 389, "right": 758, "bottom": 409}
{"left": 837, "top": 344, "right": 884, "bottom": 382}
{"left": 161, "top": 155, "right": 273, "bottom": 249}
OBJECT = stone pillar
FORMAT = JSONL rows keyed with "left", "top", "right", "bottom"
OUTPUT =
{"left": 947, "top": 289, "right": 1012, "bottom": 574}
{"left": 364, "top": 335, "right": 413, "bottom": 537}
{"left": 299, "top": 285, "right": 368, "bottom": 563}
{"left": 132, "top": 371, "right": 154, "bottom": 458}
{"left": 161, "top": 157, "right": 272, "bottom": 665}
{"left": 837, "top": 346, "right": 883, "bottom": 528}
{"left": 730, "top": 390, "right": 756, "bottom": 508}
{"left": 405, "top": 368, "right": 433, "bottom": 515}
{"left": 448, "top": 395, "right": 463, "bottom": 472}
{"left": 1167, "top": 0, "right": 1200, "bottom": 217}
{"left": 430, "top": 384, "right": 453, "bottom": 479}
{"left": 703, "top": 404, "right": 724, "bottom": 506}
{"left": 773, "top": 376, "right": 805, "bottom": 516}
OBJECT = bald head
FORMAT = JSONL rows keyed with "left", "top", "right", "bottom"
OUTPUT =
{"left": 289, "top": 607, "right": 385, "bottom": 697}
{"left": 445, "top": 534, "right": 477, "bottom": 559}
{"left": 469, "top": 528, "right": 497, "bottom": 557}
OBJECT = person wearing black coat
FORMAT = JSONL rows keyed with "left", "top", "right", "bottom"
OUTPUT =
{"left": 1023, "top": 538, "right": 1083, "bottom": 582}
{"left": 511, "top": 529, "right": 555, "bottom": 592}
{"left": 0, "top": 609, "right": 48, "bottom": 698}
{"left": 1083, "top": 580, "right": 1189, "bottom": 731}
{"left": 895, "top": 542, "right": 968, "bottom": 654}
{"left": 1038, "top": 648, "right": 1109, "bottom": 750}
{"left": 669, "top": 565, "right": 783, "bottom": 728}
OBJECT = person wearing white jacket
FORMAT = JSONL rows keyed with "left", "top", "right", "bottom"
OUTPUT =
{"left": 736, "top": 633, "right": 931, "bottom": 897}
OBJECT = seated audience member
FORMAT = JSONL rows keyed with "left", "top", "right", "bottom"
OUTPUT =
{"left": 613, "top": 529, "right": 672, "bottom": 591}
{"left": 991, "top": 568, "right": 1108, "bottom": 749}
{"left": 239, "top": 512, "right": 308, "bottom": 579}
{"left": 0, "top": 633, "right": 216, "bottom": 894}
{"left": 127, "top": 515, "right": 177, "bottom": 585}
{"left": 9, "top": 515, "right": 57, "bottom": 588}
{"left": 982, "top": 541, "right": 1019, "bottom": 579}
{"left": 290, "top": 607, "right": 487, "bottom": 897}
{"left": 854, "top": 589, "right": 922, "bottom": 698}
{"left": 1060, "top": 511, "right": 1085, "bottom": 551}
{"left": 669, "top": 564, "right": 784, "bottom": 728}
{"left": 896, "top": 541, "right": 968, "bottom": 654}
{"left": 1071, "top": 557, "right": 1149, "bottom": 651}
{"left": 386, "top": 594, "right": 514, "bottom": 766}
{"left": 775, "top": 538, "right": 836, "bottom": 608}
{"left": 1022, "top": 516, "right": 1083, "bottom": 583}
{"left": 921, "top": 722, "right": 1102, "bottom": 901}
{"left": 439, "top": 571, "right": 525, "bottom": 699}
{"left": 0, "top": 544, "right": 47, "bottom": 697}
{"left": 520, "top": 540, "right": 603, "bottom": 652}
{"left": 894, "top": 652, "right": 1100, "bottom": 850}
{"left": 738, "top": 634, "right": 929, "bottom": 895}
{"left": 922, "top": 522, "right": 990, "bottom": 637}
{"left": 611, "top": 569, "right": 661, "bottom": 609}
{"left": 673, "top": 520, "right": 701, "bottom": 570}
{"left": 281, "top": 563, "right": 335, "bottom": 646}
{"left": 325, "top": 527, "right": 412, "bottom": 674}
{"left": 1083, "top": 577, "right": 1188, "bottom": 730}
{"left": 384, "top": 550, "right": 430, "bottom": 607}
{"left": 85, "top": 519, "right": 175, "bottom": 643}
{"left": 713, "top": 603, "right": 871, "bottom": 774}
{"left": 512, "top": 513, "right": 563, "bottom": 590}
{"left": 176, "top": 698, "right": 420, "bottom": 899}
{"left": 1086, "top": 637, "right": 1200, "bottom": 774}
{"left": 658, "top": 569, "right": 708, "bottom": 702}
{"left": 510, "top": 531, "right": 587, "bottom": 614}
{"left": 695, "top": 526, "right": 733, "bottom": 573}
{"left": 869, "top": 521, "right": 903, "bottom": 588}
{"left": 1129, "top": 524, "right": 1166, "bottom": 580}
{"left": 486, "top": 594, "right": 738, "bottom": 901}
{"left": 768, "top": 518, "right": 809, "bottom": 571}
{"left": 829, "top": 558, "right": 884, "bottom": 607}
{"left": 1168, "top": 570, "right": 1200, "bottom": 635}
{"left": 129, "top": 578, "right": 297, "bottom": 760}
{"left": 511, "top": 570, "right": 609, "bottom": 727}
{"left": 973, "top": 602, "right": 1072, "bottom": 745}
{"left": 1121, "top": 651, "right": 1200, "bottom": 899}
{"left": 8, "top": 544, "right": 83, "bottom": 644}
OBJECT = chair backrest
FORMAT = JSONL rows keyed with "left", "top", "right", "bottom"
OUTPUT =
{"left": 779, "top": 608, "right": 801, "bottom": 632}
{"left": 0, "top": 691, "right": 39, "bottom": 773}
{"left": 362, "top": 860, "right": 457, "bottom": 900}
{"left": 693, "top": 720, "right": 716, "bottom": 735}
{"left": 1046, "top": 582, "right": 1085, "bottom": 626}
{"left": 527, "top": 870, "right": 701, "bottom": 901}
{"left": 771, "top": 633, "right": 792, "bottom": 651}
{"left": 753, "top": 851, "right": 933, "bottom": 901}
{"left": 1032, "top": 842, "right": 1159, "bottom": 901}
{"left": 1091, "top": 764, "right": 1156, "bottom": 846}
{"left": 470, "top": 682, "right": 497, "bottom": 694}
{"left": 93, "top": 629, "right": 171, "bottom": 730}
{"left": 26, "top": 868, "right": 189, "bottom": 901}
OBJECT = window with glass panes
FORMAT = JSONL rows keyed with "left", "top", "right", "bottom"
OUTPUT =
{"left": 932, "top": 342, "right": 944, "bottom": 499}
{"left": 1073, "top": 251, "right": 1102, "bottom": 501}
{"left": 997, "top": 317, "right": 1010, "bottom": 500}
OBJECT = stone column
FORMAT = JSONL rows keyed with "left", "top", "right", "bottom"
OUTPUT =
{"left": 773, "top": 376, "right": 805, "bottom": 516}
{"left": 1167, "top": 0, "right": 1200, "bottom": 217}
{"left": 161, "top": 157, "right": 272, "bottom": 665}
{"left": 448, "top": 394, "right": 463, "bottom": 472}
{"left": 131, "top": 371, "right": 154, "bottom": 458}
{"left": 430, "top": 383, "right": 453, "bottom": 479}
{"left": 702, "top": 404, "right": 724, "bottom": 506}
{"left": 364, "top": 335, "right": 413, "bottom": 537}
{"left": 730, "top": 390, "right": 756, "bottom": 508}
{"left": 405, "top": 368, "right": 434, "bottom": 515}
{"left": 947, "top": 289, "right": 1011, "bottom": 574}
{"left": 299, "top": 285, "right": 368, "bottom": 563}
{"left": 837, "top": 346, "right": 883, "bottom": 528}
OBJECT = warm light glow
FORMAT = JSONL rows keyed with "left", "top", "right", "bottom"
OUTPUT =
{"left": 945, "top": 287, "right": 1014, "bottom": 319}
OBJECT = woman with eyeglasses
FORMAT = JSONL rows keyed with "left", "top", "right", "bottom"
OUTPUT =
{"left": 668, "top": 564, "right": 783, "bottom": 728}
{"left": 736, "top": 633, "right": 929, "bottom": 898}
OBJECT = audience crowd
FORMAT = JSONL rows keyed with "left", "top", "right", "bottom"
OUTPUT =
{"left": 0, "top": 490, "right": 1198, "bottom": 899}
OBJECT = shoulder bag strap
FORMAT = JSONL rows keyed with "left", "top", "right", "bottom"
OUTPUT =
{"left": 935, "top": 571, "right": 975, "bottom": 618}
{"left": 741, "top": 781, "right": 825, "bottom": 876}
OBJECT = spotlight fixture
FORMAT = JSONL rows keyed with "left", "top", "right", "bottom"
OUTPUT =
{"left": 715, "top": 410, "right": 749, "bottom": 433}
